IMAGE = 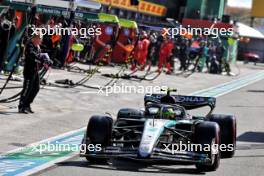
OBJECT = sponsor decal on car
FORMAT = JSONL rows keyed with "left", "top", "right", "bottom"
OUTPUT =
{"left": 175, "top": 96, "right": 205, "bottom": 103}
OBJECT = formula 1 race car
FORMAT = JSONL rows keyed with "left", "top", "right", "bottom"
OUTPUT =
{"left": 80, "top": 89, "right": 237, "bottom": 172}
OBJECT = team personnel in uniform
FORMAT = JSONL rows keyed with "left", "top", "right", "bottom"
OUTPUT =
{"left": 132, "top": 31, "right": 150, "bottom": 71}
{"left": 138, "top": 31, "right": 150, "bottom": 70}
{"left": 19, "top": 33, "right": 43, "bottom": 114}
{"left": 158, "top": 36, "right": 174, "bottom": 74}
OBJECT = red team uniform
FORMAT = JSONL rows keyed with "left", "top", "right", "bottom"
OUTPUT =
{"left": 158, "top": 38, "right": 174, "bottom": 74}
{"left": 132, "top": 32, "right": 150, "bottom": 71}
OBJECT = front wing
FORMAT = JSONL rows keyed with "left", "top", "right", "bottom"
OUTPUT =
{"left": 80, "top": 146, "right": 211, "bottom": 164}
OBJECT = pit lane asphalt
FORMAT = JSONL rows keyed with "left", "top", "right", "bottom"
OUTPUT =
{"left": 35, "top": 72, "right": 264, "bottom": 176}
{"left": 0, "top": 62, "right": 252, "bottom": 153}
{"left": 0, "top": 63, "right": 263, "bottom": 176}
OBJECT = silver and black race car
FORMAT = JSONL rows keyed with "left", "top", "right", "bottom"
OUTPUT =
{"left": 80, "top": 89, "right": 236, "bottom": 172}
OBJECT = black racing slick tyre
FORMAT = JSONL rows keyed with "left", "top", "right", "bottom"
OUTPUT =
{"left": 116, "top": 109, "right": 144, "bottom": 147}
{"left": 195, "top": 122, "right": 221, "bottom": 172}
{"left": 85, "top": 116, "right": 113, "bottom": 163}
{"left": 209, "top": 114, "right": 237, "bottom": 158}
{"left": 116, "top": 108, "right": 144, "bottom": 129}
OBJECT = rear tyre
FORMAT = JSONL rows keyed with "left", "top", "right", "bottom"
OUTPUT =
{"left": 210, "top": 114, "right": 236, "bottom": 158}
{"left": 195, "top": 122, "right": 221, "bottom": 172}
{"left": 85, "top": 116, "right": 113, "bottom": 163}
{"left": 117, "top": 108, "right": 144, "bottom": 120}
{"left": 116, "top": 109, "right": 144, "bottom": 147}
{"left": 116, "top": 108, "right": 144, "bottom": 127}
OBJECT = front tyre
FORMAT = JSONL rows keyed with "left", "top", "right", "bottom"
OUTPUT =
{"left": 85, "top": 116, "right": 113, "bottom": 163}
{"left": 195, "top": 122, "right": 221, "bottom": 172}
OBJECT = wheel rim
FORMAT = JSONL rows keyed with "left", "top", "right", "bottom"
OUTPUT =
{"left": 210, "top": 138, "right": 217, "bottom": 164}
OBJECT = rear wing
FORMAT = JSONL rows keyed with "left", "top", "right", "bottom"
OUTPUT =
{"left": 144, "top": 94, "right": 216, "bottom": 111}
